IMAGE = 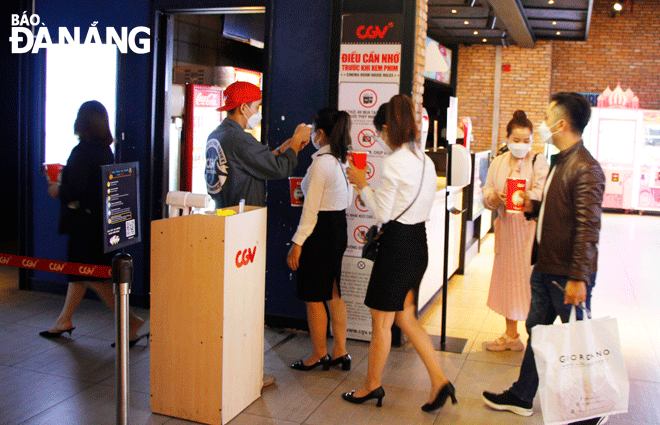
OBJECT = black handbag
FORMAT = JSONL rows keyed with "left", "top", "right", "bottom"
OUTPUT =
{"left": 362, "top": 150, "right": 426, "bottom": 261}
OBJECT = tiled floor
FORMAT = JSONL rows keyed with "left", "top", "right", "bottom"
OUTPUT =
{"left": 1, "top": 213, "right": 659, "bottom": 424}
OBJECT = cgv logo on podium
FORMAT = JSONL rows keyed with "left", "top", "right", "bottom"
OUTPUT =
{"left": 236, "top": 247, "right": 257, "bottom": 268}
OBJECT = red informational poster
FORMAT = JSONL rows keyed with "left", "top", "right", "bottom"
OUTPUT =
{"left": 288, "top": 177, "right": 304, "bottom": 207}
{"left": 181, "top": 84, "right": 223, "bottom": 193}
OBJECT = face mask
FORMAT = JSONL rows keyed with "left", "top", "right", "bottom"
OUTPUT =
{"left": 508, "top": 142, "right": 531, "bottom": 159}
{"left": 538, "top": 120, "right": 561, "bottom": 144}
{"left": 244, "top": 104, "right": 262, "bottom": 130}
{"left": 376, "top": 136, "right": 392, "bottom": 154}
{"left": 311, "top": 131, "right": 321, "bottom": 150}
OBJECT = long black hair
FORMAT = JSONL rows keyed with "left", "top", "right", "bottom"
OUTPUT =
{"left": 312, "top": 107, "right": 352, "bottom": 163}
{"left": 74, "top": 100, "right": 113, "bottom": 145}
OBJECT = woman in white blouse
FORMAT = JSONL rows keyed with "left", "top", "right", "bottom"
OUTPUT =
{"left": 287, "top": 108, "right": 353, "bottom": 371}
{"left": 343, "top": 95, "right": 456, "bottom": 411}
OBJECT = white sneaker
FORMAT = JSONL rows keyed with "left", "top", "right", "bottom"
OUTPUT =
{"left": 486, "top": 333, "right": 525, "bottom": 352}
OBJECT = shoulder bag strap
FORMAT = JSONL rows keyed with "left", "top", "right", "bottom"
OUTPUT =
{"left": 392, "top": 150, "right": 426, "bottom": 223}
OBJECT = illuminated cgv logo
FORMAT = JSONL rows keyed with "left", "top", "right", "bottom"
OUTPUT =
{"left": 236, "top": 247, "right": 257, "bottom": 268}
{"left": 0, "top": 255, "right": 12, "bottom": 265}
{"left": 356, "top": 22, "right": 394, "bottom": 39}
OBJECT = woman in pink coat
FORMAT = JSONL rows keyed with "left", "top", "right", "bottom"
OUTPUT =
{"left": 482, "top": 110, "right": 549, "bottom": 351}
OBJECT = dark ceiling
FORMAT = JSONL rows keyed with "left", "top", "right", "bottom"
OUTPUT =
{"left": 427, "top": 0, "right": 593, "bottom": 47}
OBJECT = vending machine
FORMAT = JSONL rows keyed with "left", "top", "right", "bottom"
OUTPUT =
{"left": 584, "top": 84, "right": 660, "bottom": 213}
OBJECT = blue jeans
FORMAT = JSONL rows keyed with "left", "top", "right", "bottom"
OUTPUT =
{"left": 509, "top": 268, "right": 595, "bottom": 403}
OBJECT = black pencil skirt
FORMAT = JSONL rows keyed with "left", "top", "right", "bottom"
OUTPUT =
{"left": 364, "top": 221, "right": 428, "bottom": 312}
{"left": 296, "top": 210, "right": 348, "bottom": 302}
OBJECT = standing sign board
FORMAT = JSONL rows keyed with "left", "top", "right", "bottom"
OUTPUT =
{"left": 338, "top": 13, "right": 403, "bottom": 341}
{"left": 102, "top": 162, "right": 142, "bottom": 253}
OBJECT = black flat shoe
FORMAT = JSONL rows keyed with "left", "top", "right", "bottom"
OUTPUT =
{"left": 111, "top": 333, "right": 149, "bottom": 348}
{"left": 290, "top": 354, "right": 331, "bottom": 371}
{"left": 342, "top": 386, "right": 385, "bottom": 407}
{"left": 39, "top": 327, "right": 75, "bottom": 338}
{"left": 329, "top": 354, "right": 351, "bottom": 371}
{"left": 422, "top": 381, "right": 457, "bottom": 412}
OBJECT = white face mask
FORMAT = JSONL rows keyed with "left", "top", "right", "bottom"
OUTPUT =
{"left": 311, "top": 131, "right": 321, "bottom": 150}
{"left": 244, "top": 104, "right": 262, "bottom": 130}
{"left": 538, "top": 120, "right": 561, "bottom": 144}
{"left": 508, "top": 142, "right": 531, "bottom": 159}
{"left": 376, "top": 136, "right": 392, "bottom": 154}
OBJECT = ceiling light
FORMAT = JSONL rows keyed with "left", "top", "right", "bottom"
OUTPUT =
{"left": 552, "top": 21, "right": 557, "bottom": 25}
{"left": 613, "top": 3, "right": 623, "bottom": 11}
{"left": 556, "top": 31, "right": 561, "bottom": 35}
{"left": 548, "top": 0, "right": 554, "bottom": 3}
{"left": 482, "top": 38, "right": 487, "bottom": 42}
{"left": 464, "top": 21, "right": 470, "bottom": 25}
{"left": 452, "top": 9, "right": 457, "bottom": 13}
{"left": 474, "top": 31, "right": 479, "bottom": 35}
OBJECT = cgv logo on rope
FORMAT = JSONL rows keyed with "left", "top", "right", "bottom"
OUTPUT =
{"left": 235, "top": 247, "right": 257, "bottom": 268}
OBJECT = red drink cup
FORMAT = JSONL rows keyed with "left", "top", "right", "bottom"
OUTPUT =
{"left": 351, "top": 151, "right": 368, "bottom": 170}
{"left": 44, "top": 164, "right": 63, "bottom": 184}
{"left": 506, "top": 178, "right": 527, "bottom": 212}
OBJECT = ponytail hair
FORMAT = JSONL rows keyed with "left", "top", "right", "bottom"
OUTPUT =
{"left": 329, "top": 111, "right": 351, "bottom": 163}
{"left": 386, "top": 94, "right": 418, "bottom": 148}
{"left": 506, "top": 110, "right": 533, "bottom": 137}
{"left": 312, "top": 107, "right": 352, "bottom": 163}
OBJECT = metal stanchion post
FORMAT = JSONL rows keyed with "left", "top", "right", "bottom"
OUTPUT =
{"left": 112, "top": 253, "right": 132, "bottom": 425}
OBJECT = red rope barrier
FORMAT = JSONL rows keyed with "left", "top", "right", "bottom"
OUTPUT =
{"left": 0, "top": 253, "right": 112, "bottom": 279}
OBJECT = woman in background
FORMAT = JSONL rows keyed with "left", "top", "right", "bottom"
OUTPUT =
{"left": 287, "top": 108, "right": 353, "bottom": 371}
{"left": 482, "top": 110, "right": 549, "bottom": 352}
{"left": 42, "top": 100, "right": 146, "bottom": 346}
{"left": 343, "top": 95, "right": 456, "bottom": 412}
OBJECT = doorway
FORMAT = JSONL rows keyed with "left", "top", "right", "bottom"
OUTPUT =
{"left": 152, "top": 6, "right": 267, "bottom": 216}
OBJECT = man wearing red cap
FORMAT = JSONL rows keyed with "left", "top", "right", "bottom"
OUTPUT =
{"left": 206, "top": 81, "right": 310, "bottom": 208}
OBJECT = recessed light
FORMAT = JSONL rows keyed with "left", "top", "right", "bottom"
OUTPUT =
{"left": 464, "top": 21, "right": 470, "bottom": 25}
{"left": 556, "top": 31, "right": 561, "bottom": 35}
{"left": 474, "top": 31, "right": 479, "bottom": 35}
{"left": 452, "top": 9, "right": 457, "bottom": 13}
{"left": 552, "top": 21, "right": 557, "bottom": 25}
{"left": 548, "top": 0, "right": 554, "bottom": 4}
{"left": 482, "top": 38, "right": 487, "bottom": 42}
{"left": 613, "top": 3, "right": 623, "bottom": 11}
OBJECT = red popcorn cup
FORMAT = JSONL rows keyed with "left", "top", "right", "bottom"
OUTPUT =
{"left": 351, "top": 151, "right": 368, "bottom": 170}
{"left": 44, "top": 164, "right": 63, "bottom": 184}
{"left": 506, "top": 177, "right": 527, "bottom": 212}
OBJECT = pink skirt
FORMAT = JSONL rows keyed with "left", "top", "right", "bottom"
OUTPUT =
{"left": 486, "top": 208, "right": 535, "bottom": 321}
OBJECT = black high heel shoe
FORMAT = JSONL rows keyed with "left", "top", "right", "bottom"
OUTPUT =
{"left": 111, "top": 333, "right": 149, "bottom": 348}
{"left": 342, "top": 386, "right": 385, "bottom": 407}
{"left": 290, "top": 354, "right": 331, "bottom": 371}
{"left": 39, "top": 327, "right": 75, "bottom": 338}
{"left": 329, "top": 354, "right": 351, "bottom": 371}
{"left": 422, "top": 381, "right": 457, "bottom": 412}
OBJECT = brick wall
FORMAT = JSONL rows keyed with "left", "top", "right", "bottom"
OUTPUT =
{"left": 413, "top": 0, "right": 428, "bottom": 138}
{"left": 455, "top": 0, "right": 660, "bottom": 153}
{"left": 552, "top": 0, "right": 660, "bottom": 110}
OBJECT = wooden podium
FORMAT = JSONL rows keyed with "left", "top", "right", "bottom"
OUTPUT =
{"left": 150, "top": 206, "right": 267, "bottom": 424}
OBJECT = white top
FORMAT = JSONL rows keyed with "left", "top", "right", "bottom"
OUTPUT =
{"left": 361, "top": 143, "right": 438, "bottom": 225}
{"left": 537, "top": 165, "right": 557, "bottom": 244}
{"left": 292, "top": 145, "right": 353, "bottom": 246}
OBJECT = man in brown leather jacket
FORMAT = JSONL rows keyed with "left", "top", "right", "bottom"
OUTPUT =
{"left": 483, "top": 93, "right": 606, "bottom": 425}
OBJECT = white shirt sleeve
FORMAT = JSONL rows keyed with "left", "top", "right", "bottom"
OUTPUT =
{"left": 361, "top": 157, "right": 400, "bottom": 224}
{"left": 292, "top": 159, "right": 326, "bottom": 246}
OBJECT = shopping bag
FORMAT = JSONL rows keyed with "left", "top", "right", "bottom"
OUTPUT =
{"left": 531, "top": 305, "right": 629, "bottom": 425}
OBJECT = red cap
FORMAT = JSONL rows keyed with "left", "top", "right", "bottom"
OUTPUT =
{"left": 217, "top": 81, "right": 262, "bottom": 111}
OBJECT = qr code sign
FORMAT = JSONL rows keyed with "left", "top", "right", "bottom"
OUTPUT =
{"left": 126, "top": 219, "right": 136, "bottom": 238}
